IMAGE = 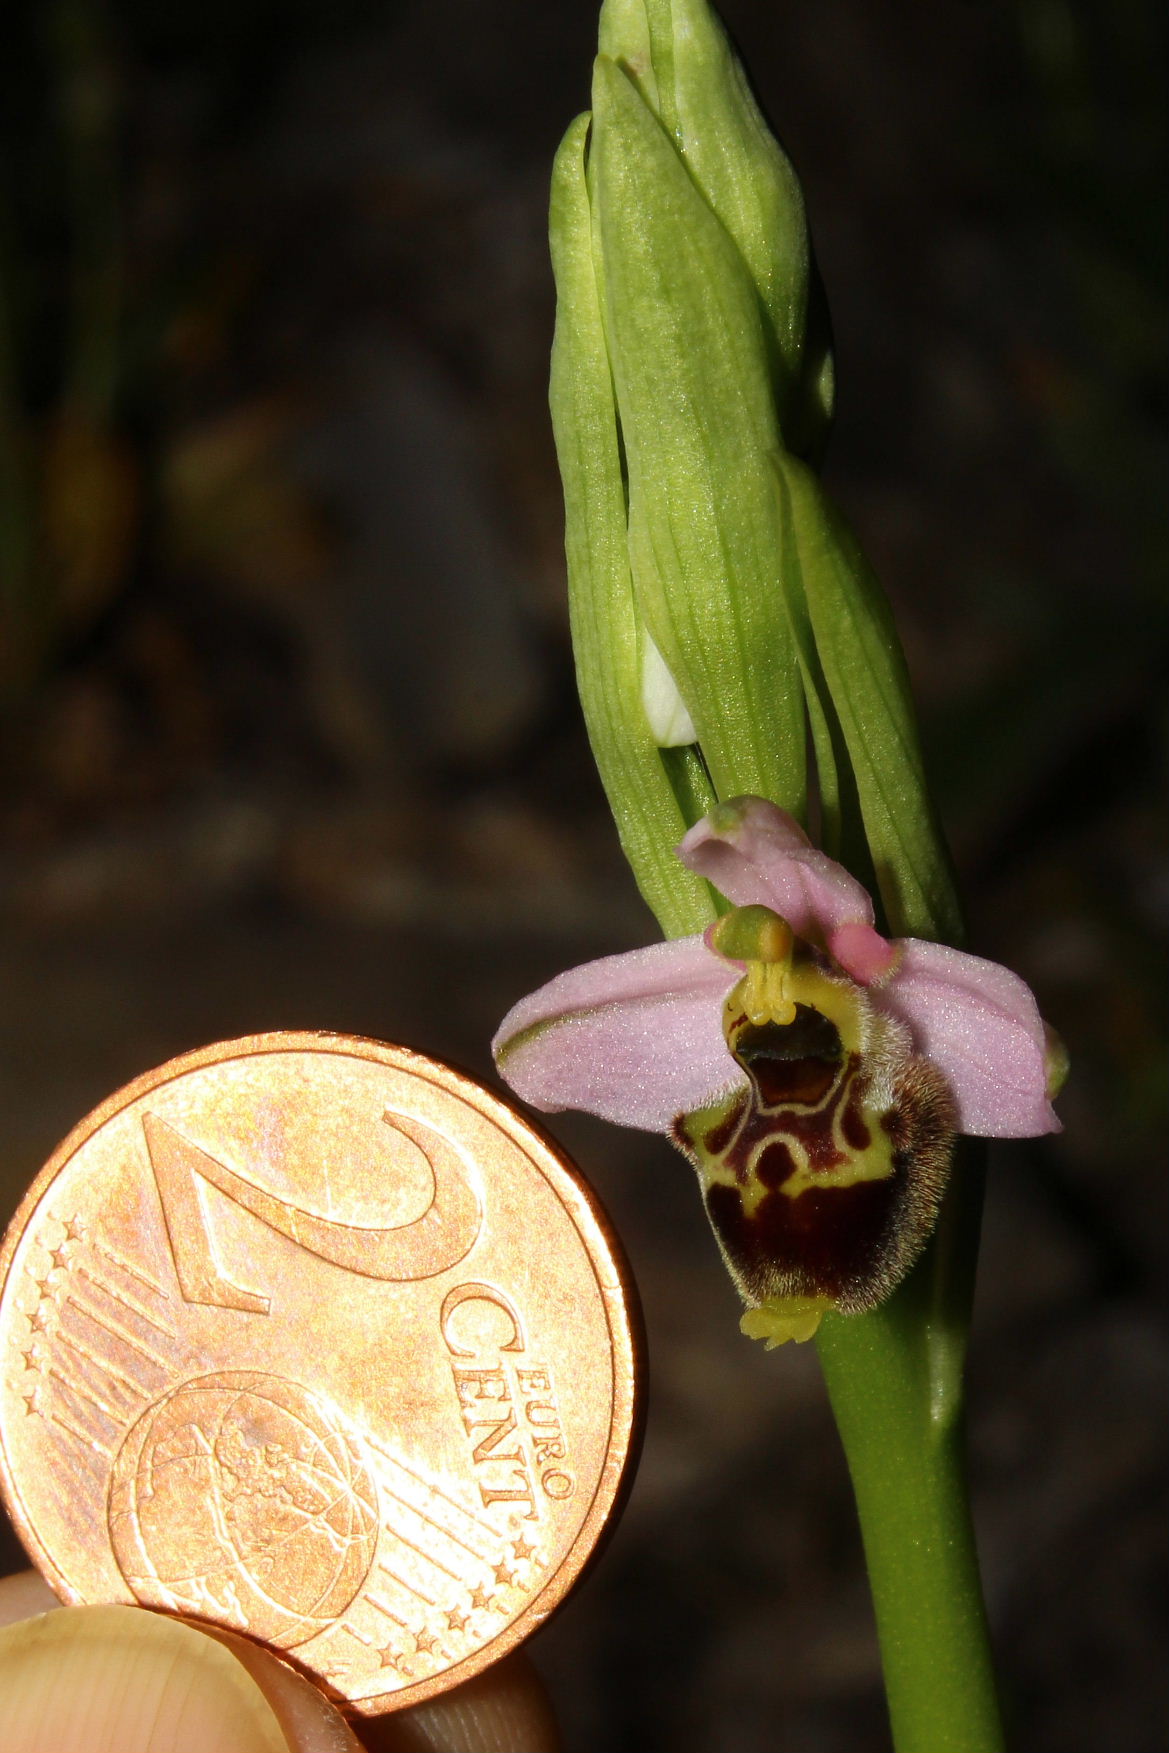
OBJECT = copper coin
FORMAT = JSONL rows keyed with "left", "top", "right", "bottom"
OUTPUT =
{"left": 0, "top": 1032, "right": 641, "bottom": 1713}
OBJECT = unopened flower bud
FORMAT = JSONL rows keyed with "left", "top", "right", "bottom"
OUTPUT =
{"left": 640, "top": 628, "right": 697, "bottom": 747}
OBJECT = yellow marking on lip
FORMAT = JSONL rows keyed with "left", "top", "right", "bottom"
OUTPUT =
{"left": 692, "top": 1127, "right": 895, "bottom": 1218}
{"left": 771, "top": 1143, "right": 896, "bottom": 1199}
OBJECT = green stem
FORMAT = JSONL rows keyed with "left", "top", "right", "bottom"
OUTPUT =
{"left": 659, "top": 741, "right": 717, "bottom": 830}
{"left": 815, "top": 1143, "right": 1004, "bottom": 1752}
{"left": 659, "top": 742, "right": 741, "bottom": 926}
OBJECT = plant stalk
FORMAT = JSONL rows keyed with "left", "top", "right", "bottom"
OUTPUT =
{"left": 816, "top": 1140, "right": 1004, "bottom": 1753}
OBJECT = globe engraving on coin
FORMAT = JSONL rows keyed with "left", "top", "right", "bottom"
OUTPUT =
{"left": 0, "top": 1033, "right": 641, "bottom": 1713}
{"left": 107, "top": 1371, "right": 380, "bottom": 1649}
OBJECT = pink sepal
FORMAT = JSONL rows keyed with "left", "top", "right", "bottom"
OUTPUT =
{"left": 875, "top": 939, "right": 1062, "bottom": 1137}
{"left": 492, "top": 935, "right": 743, "bottom": 1131}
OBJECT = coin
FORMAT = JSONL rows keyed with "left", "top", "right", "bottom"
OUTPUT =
{"left": 0, "top": 1032, "right": 641, "bottom": 1713}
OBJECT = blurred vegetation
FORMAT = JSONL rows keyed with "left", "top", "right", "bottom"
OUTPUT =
{"left": 1, "top": 0, "right": 385, "bottom": 714}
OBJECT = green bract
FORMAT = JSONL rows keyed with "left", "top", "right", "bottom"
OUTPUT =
{"left": 550, "top": 0, "right": 954, "bottom": 952}
{"left": 772, "top": 452, "right": 962, "bottom": 943}
{"left": 591, "top": 54, "right": 805, "bottom": 817}
{"left": 599, "top": 0, "right": 833, "bottom": 458}
{"left": 549, "top": 115, "right": 714, "bottom": 939}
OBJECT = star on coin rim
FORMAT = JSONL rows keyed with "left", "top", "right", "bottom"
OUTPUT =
{"left": 0, "top": 1030, "right": 644, "bottom": 1716}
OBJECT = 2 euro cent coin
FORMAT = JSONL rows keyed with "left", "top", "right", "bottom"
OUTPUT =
{"left": 0, "top": 1032, "right": 641, "bottom": 1713}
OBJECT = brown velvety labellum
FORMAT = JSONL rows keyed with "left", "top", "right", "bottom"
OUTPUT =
{"left": 676, "top": 1009, "right": 956, "bottom": 1314}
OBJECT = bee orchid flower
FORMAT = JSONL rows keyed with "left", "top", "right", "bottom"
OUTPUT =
{"left": 494, "top": 796, "right": 1064, "bottom": 1346}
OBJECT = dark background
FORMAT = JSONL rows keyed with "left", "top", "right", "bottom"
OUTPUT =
{"left": 1, "top": 1, "right": 1165, "bottom": 1748}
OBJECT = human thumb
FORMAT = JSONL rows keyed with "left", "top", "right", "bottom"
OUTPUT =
{"left": 0, "top": 1600, "right": 362, "bottom": 1753}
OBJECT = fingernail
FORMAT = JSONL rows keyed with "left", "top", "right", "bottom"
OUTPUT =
{"left": 0, "top": 1604, "right": 360, "bottom": 1753}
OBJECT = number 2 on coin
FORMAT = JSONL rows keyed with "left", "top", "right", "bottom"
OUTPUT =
{"left": 142, "top": 1107, "right": 483, "bottom": 1314}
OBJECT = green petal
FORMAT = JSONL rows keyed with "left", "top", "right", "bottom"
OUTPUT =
{"left": 549, "top": 114, "right": 715, "bottom": 938}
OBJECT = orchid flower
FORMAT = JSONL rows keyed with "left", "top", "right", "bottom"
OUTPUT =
{"left": 495, "top": 797, "right": 1063, "bottom": 1345}
{"left": 530, "top": 4, "right": 1066, "bottom": 1740}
